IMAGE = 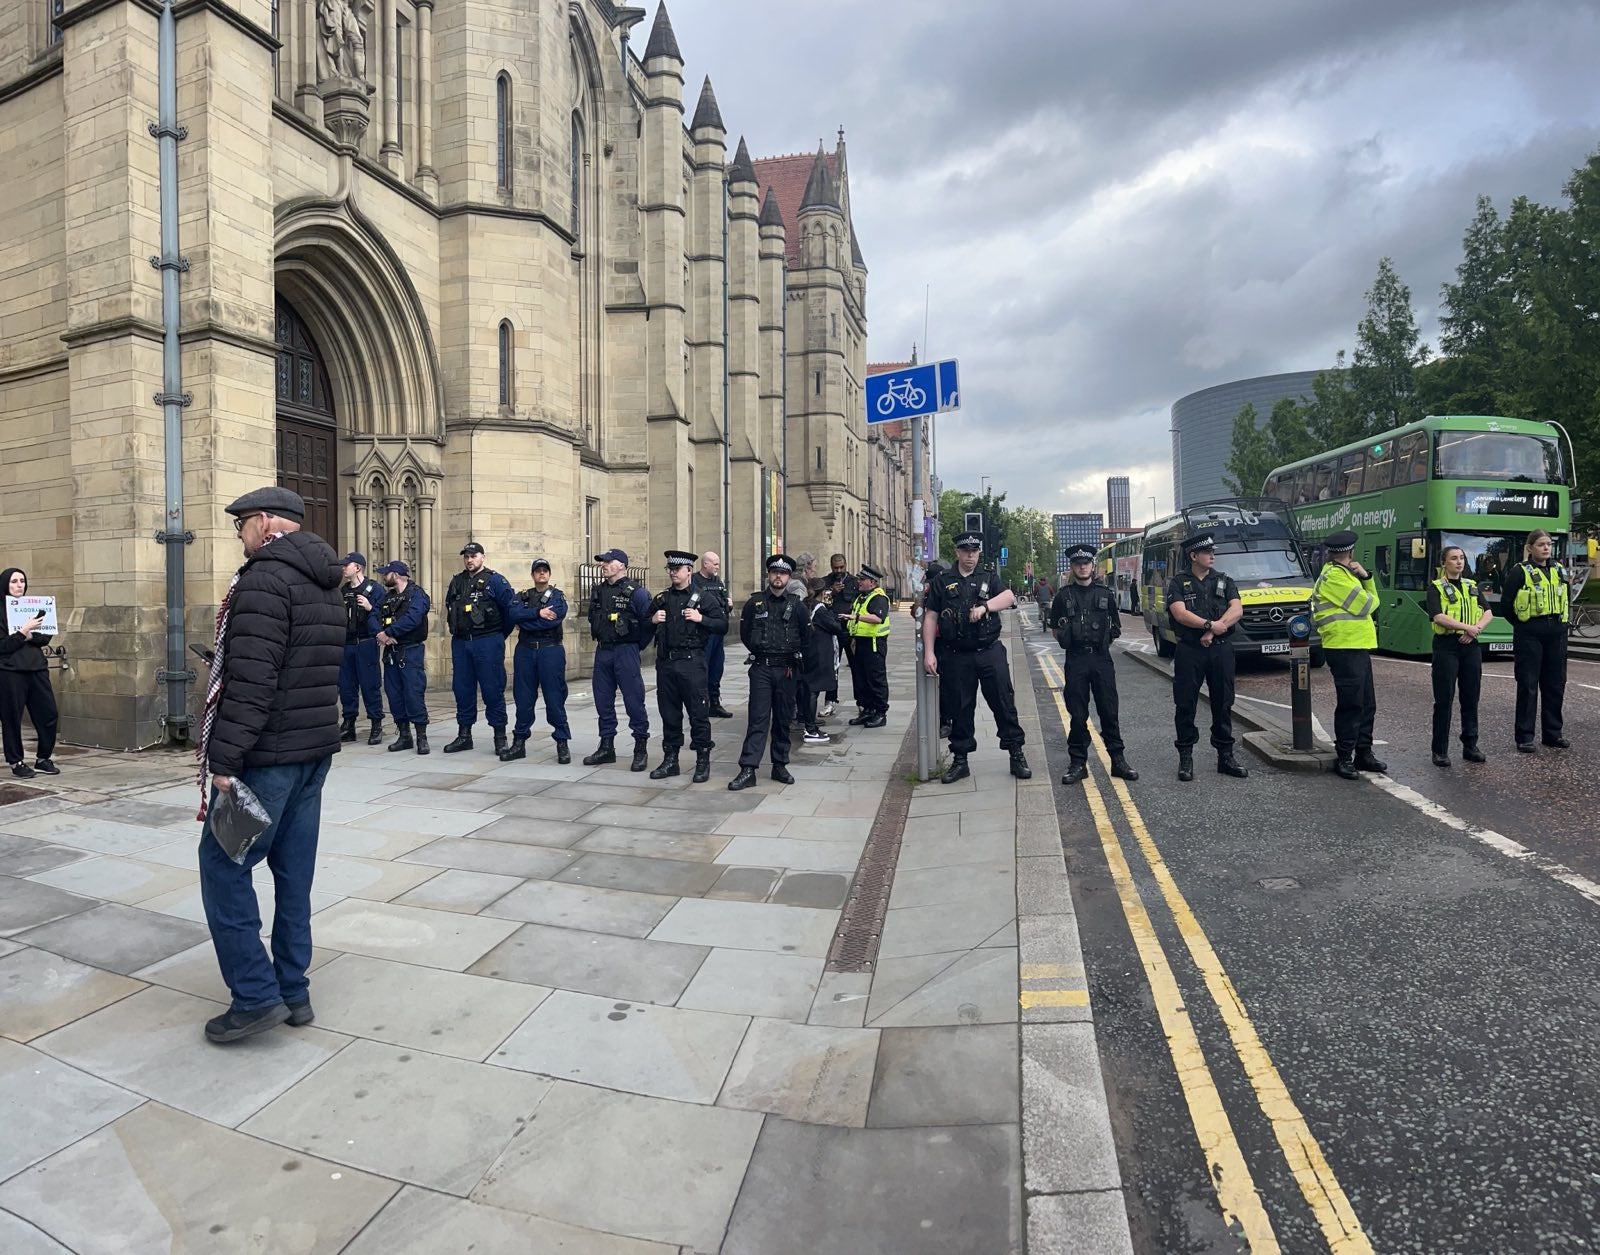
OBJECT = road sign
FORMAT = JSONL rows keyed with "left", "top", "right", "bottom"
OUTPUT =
{"left": 865, "top": 358, "right": 960, "bottom": 425}
{"left": 998, "top": 546, "right": 1008, "bottom": 569}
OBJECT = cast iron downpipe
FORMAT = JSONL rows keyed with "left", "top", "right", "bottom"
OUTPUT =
{"left": 720, "top": 174, "right": 731, "bottom": 580}
{"left": 154, "top": 0, "right": 193, "bottom": 740}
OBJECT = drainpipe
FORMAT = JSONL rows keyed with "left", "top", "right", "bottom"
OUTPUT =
{"left": 153, "top": 0, "right": 193, "bottom": 742}
{"left": 779, "top": 267, "right": 787, "bottom": 552}
{"left": 721, "top": 174, "right": 731, "bottom": 578}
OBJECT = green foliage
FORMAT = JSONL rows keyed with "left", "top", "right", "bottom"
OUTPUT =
{"left": 1222, "top": 403, "right": 1270, "bottom": 496}
{"left": 936, "top": 486, "right": 1008, "bottom": 564}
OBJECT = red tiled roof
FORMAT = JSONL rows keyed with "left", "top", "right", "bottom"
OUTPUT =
{"left": 752, "top": 151, "right": 835, "bottom": 266}
{"left": 866, "top": 361, "right": 910, "bottom": 375}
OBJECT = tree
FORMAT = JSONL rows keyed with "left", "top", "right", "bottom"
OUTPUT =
{"left": 1349, "top": 256, "right": 1430, "bottom": 436}
{"left": 1222, "top": 403, "right": 1272, "bottom": 496}
{"left": 1002, "top": 506, "right": 1057, "bottom": 589}
{"left": 936, "top": 486, "right": 1008, "bottom": 564}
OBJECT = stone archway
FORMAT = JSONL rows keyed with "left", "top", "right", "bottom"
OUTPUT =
{"left": 274, "top": 296, "right": 339, "bottom": 549}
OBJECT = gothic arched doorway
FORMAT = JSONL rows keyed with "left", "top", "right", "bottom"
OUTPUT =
{"left": 274, "top": 296, "right": 339, "bottom": 548}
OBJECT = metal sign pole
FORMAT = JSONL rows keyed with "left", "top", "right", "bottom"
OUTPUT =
{"left": 911, "top": 412, "right": 934, "bottom": 781}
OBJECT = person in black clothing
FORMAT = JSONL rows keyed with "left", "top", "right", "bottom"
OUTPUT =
{"left": 1425, "top": 544, "right": 1491, "bottom": 767}
{"left": 911, "top": 559, "right": 952, "bottom": 738}
{"left": 693, "top": 551, "right": 734, "bottom": 718}
{"left": 337, "top": 552, "right": 386, "bottom": 745}
{"left": 843, "top": 565, "right": 892, "bottom": 727}
{"left": 821, "top": 553, "right": 856, "bottom": 712}
{"left": 197, "top": 486, "right": 344, "bottom": 1044}
{"left": 922, "top": 532, "right": 1030, "bottom": 783}
{"left": 0, "top": 569, "right": 60, "bottom": 778}
{"left": 730, "top": 554, "right": 806, "bottom": 789}
{"left": 1051, "top": 543, "right": 1137, "bottom": 783}
{"left": 649, "top": 550, "right": 727, "bottom": 783}
{"left": 442, "top": 542, "right": 517, "bottom": 755}
{"left": 367, "top": 561, "right": 431, "bottom": 755}
{"left": 1164, "top": 532, "right": 1248, "bottom": 782}
{"left": 1501, "top": 527, "right": 1571, "bottom": 752}
{"left": 800, "top": 579, "right": 848, "bottom": 743}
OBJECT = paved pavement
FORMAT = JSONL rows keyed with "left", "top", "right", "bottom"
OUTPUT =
{"left": 0, "top": 617, "right": 1129, "bottom": 1254}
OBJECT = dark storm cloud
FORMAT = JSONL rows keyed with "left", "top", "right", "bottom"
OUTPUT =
{"left": 663, "top": 0, "right": 1600, "bottom": 514}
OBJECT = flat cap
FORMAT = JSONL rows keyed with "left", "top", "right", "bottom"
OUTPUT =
{"left": 1181, "top": 533, "right": 1216, "bottom": 553}
{"left": 954, "top": 531, "right": 983, "bottom": 549}
{"left": 765, "top": 554, "right": 796, "bottom": 573}
{"left": 1324, "top": 529, "right": 1358, "bottom": 553}
{"left": 594, "top": 548, "right": 629, "bottom": 565}
{"left": 224, "top": 486, "right": 305, "bottom": 522}
{"left": 1066, "top": 543, "right": 1097, "bottom": 562}
{"left": 341, "top": 551, "right": 367, "bottom": 568}
{"left": 858, "top": 564, "right": 884, "bottom": 581}
{"left": 460, "top": 542, "right": 485, "bottom": 556}
{"left": 664, "top": 550, "right": 697, "bottom": 567}
{"left": 376, "top": 559, "right": 410, "bottom": 577}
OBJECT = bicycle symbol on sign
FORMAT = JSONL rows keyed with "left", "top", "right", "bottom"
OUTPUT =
{"left": 876, "top": 378, "right": 927, "bottom": 415}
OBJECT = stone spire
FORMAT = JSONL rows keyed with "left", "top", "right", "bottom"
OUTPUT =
{"left": 759, "top": 185, "right": 784, "bottom": 228}
{"left": 691, "top": 76, "right": 723, "bottom": 132}
{"left": 799, "top": 143, "right": 838, "bottom": 212}
{"left": 644, "top": 1, "right": 681, "bottom": 61}
{"left": 729, "top": 136, "right": 757, "bottom": 184}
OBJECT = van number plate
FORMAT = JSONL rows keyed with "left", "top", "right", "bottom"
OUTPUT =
{"left": 1260, "top": 643, "right": 1290, "bottom": 655}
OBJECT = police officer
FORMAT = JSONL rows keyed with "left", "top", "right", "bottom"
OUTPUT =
{"left": 650, "top": 550, "right": 727, "bottom": 783}
{"left": 1311, "top": 529, "right": 1385, "bottom": 780}
{"left": 843, "top": 565, "right": 891, "bottom": 727}
{"left": 584, "top": 547, "right": 654, "bottom": 771}
{"left": 923, "top": 532, "right": 1031, "bottom": 783}
{"left": 1050, "top": 543, "right": 1136, "bottom": 783}
{"left": 1501, "top": 527, "right": 1570, "bottom": 753}
{"left": 693, "top": 551, "right": 734, "bottom": 719}
{"left": 368, "top": 560, "right": 431, "bottom": 754}
{"left": 1165, "top": 533, "right": 1249, "bottom": 782}
{"left": 821, "top": 554, "right": 856, "bottom": 715}
{"left": 1426, "top": 544, "right": 1491, "bottom": 767}
{"left": 442, "top": 542, "right": 516, "bottom": 755}
{"left": 338, "top": 552, "right": 385, "bottom": 745}
{"left": 502, "top": 558, "right": 572, "bottom": 764}
{"left": 730, "top": 554, "right": 806, "bottom": 789}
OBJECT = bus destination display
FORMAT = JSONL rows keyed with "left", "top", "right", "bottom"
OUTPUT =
{"left": 1454, "top": 487, "right": 1560, "bottom": 517}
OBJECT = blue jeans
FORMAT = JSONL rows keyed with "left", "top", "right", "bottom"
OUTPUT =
{"left": 593, "top": 643, "right": 649, "bottom": 740}
{"left": 198, "top": 757, "right": 331, "bottom": 1012}
{"left": 704, "top": 632, "right": 726, "bottom": 704}
{"left": 511, "top": 642, "right": 570, "bottom": 741}
{"left": 451, "top": 634, "right": 508, "bottom": 729}
{"left": 338, "top": 637, "right": 383, "bottom": 720}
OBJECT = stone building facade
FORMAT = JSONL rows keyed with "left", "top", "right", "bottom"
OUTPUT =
{"left": 0, "top": 0, "right": 908, "bottom": 749}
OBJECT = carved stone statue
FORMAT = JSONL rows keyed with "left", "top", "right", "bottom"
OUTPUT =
{"left": 316, "top": 0, "right": 370, "bottom": 86}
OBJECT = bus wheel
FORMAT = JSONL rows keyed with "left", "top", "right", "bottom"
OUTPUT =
{"left": 1154, "top": 627, "right": 1175, "bottom": 659}
{"left": 1310, "top": 644, "right": 1325, "bottom": 669}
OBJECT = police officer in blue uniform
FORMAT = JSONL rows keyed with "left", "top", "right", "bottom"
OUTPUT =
{"left": 338, "top": 551, "right": 386, "bottom": 745}
{"left": 368, "top": 560, "right": 431, "bottom": 754}
{"left": 584, "top": 547, "right": 654, "bottom": 771}
{"left": 442, "top": 542, "right": 516, "bottom": 755}
{"left": 730, "top": 554, "right": 806, "bottom": 790}
{"left": 649, "top": 550, "right": 727, "bottom": 783}
{"left": 501, "top": 557, "right": 571, "bottom": 764}
{"left": 693, "top": 552, "right": 734, "bottom": 719}
{"left": 1165, "top": 532, "right": 1249, "bottom": 782}
{"left": 1051, "top": 543, "right": 1137, "bottom": 783}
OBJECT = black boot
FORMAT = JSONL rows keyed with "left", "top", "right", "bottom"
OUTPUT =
{"left": 1432, "top": 751, "right": 1451, "bottom": 767}
{"left": 1462, "top": 743, "right": 1486, "bottom": 763}
{"left": 728, "top": 766, "right": 758, "bottom": 791}
{"left": 1061, "top": 761, "right": 1088, "bottom": 784}
{"left": 1010, "top": 750, "right": 1032, "bottom": 780}
{"left": 1353, "top": 749, "right": 1387, "bottom": 773}
{"left": 388, "top": 722, "right": 413, "bottom": 752}
{"left": 848, "top": 710, "right": 870, "bottom": 726}
{"left": 631, "top": 739, "right": 650, "bottom": 772}
{"left": 415, "top": 728, "right": 430, "bottom": 755}
{"left": 340, "top": 715, "right": 357, "bottom": 743}
{"left": 1177, "top": 750, "right": 1194, "bottom": 783}
{"left": 443, "top": 726, "right": 473, "bottom": 754}
{"left": 492, "top": 728, "right": 508, "bottom": 756}
{"left": 583, "top": 738, "right": 616, "bottom": 766}
{"left": 557, "top": 741, "right": 572, "bottom": 765}
{"left": 939, "top": 722, "right": 952, "bottom": 740}
{"left": 1110, "top": 754, "right": 1139, "bottom": 781}
{"left": 864, "top": 713, "right": 886, "bottom": 728}
{"left": 771, "top": 763, "right": 795, "bottom": 784}
{"left": 942, "top": 753, "right": 970, "bottom": 784}
{"left": 709, "top": 703, "right": 734, "bottom": 719}
{"left": 692, "top": 750, "right": 711, "bottom": 783}
{"left": 650, "top": 752, "right": 680, "bottom": 780}
{"left": 1216, "top": 752, "right": 1248, "bottom": 779}
{"left": 367, "top": 719, "right": 383, "bottom": 746}
{"left": 1334, "top": 756, "right": 1359, "bottom": 780}
{"left": 500, "top": 736, "right": 527, "bottom": 762}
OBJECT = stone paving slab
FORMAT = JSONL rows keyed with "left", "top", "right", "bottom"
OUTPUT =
{"left": 15, "top": 902, "right": 210, "bottom": 974}
{"left": 715, "top": 835, "right": 862, "bottom": 872}
{"left": 131, "top": 940, "right": 339, "bottom": 1004}
{"left": 469, "top": 921, "right": 709, "bottom": 1005}
{"left": 0, "top": 1209, "right": 72, "bottom": 1255}
{"left": 0, "top": 834, "right": 92, "bottom": 878}
{"left": 716, "top": 1018, "right": 878, "bottom": 1126}
{"left": 866, "top": 946, "right": 1019, "bottom": 1028}
{"left": 348, "top": 806, "right": 498, "bottom": 838}
{"left": 574, "top": 825, "right": 731, "bottom": 863}
{"left": 649, "top": 897, "right": 838, "bottom": 958}
{"left": 867, "top": 1024, "right": 1020, "bottom": 1127}
{"left": 398, "top": 835, "right": 578, "bottom": 879}
{"left": 484, "top": 877, "right": 679, "bottom": 938}
{"left": 478, "top": 793, "right": 596, "bottom": 819}
{"left": 25, "top": 855, "right": 197, "bottom": 907}
{"left": 0, "top": 877, "right": 96, "bottom": 938}
{"left": 468, "top": 814, "right": 600, "bottom": 848}
{"left": 0, "top": 947, "right": 143, "bottom": 1042}
{"left": 0, "top": 814, "right": 171, "bottom": 857}
{"left": 392, "top": 868, "right": 524, "bottom": 914}
{"left": 677, "top": 947, "right": 825, "bottom": 1020}
{"left": 308, "top": 899, "right": 521, "bottom": 971}
{"left": 0, "top": 1039, "right": 144, "bottom": 1180}
{"left": 555, "top": 850, "right": 726, "bottom": 897}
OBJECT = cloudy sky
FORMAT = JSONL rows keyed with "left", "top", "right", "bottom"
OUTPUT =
{"left": 663, "top": 0, "right": 1600, "bottom": 523}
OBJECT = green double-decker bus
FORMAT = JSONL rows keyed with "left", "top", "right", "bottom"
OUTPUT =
{"left": 1264, "top": 415, "right": 1581, "bottom": 656}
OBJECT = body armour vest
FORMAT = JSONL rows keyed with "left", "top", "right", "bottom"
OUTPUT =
{"left": 379, "top": 587, "right": 429, "bottom": 646}
{"left": 1057, "top": 582, "right": 1116, "bottom": 651}
{"left": 446, "top": 570, "right": 505, "bottom": 636}
{"left": 654, "top": 586, "right": 709, "bottom": 652}
{"left": 748, "top": 593, "right": 804, "bottom": 657}
{"left": 1512, "top": 563, "right": 1568, "bottom": 622}
{"left": 516, "top": 587, "right": 564, "bottom": 646}
{"left": 343, "top": 578, "right": 383, "bottom": 642}
{"left": 1431, "top": 577, "right": 1484, "bottom": 636}
{"left": 590, "top": 579, "right": 641, "bottom": 645}
{"left": 1170, "top": 571, "right": 1233, "bottom": 644}
{"left": 938, "top": 570, "right": 1002, "bottom": 651}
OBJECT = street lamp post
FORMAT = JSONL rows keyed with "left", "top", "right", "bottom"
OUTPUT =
{"left": 1149, "top": 495, "right": 1158, "bottom": 523}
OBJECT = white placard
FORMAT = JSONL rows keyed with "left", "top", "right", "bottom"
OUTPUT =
{"left": 6, "top": 596, "right": 57, "bottom": 635}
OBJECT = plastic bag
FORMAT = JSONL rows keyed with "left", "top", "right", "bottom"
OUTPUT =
{"left": 208, "top": 779, "right": 272, "bottom": 864}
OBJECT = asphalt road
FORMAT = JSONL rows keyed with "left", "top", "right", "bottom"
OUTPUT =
{"left": 1021, "top": 618, "right": 1600, "bottom": 1254}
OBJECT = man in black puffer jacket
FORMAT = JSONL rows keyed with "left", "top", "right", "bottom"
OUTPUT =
{"left": 198, "top": 486, "right": 345, "bottom": 1044}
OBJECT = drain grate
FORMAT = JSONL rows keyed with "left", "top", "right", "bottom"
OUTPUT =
{"left": 825, "top": 719, "right": 919, "bottom": 972}
{"left": 1257, "top": 877, "right": 1301, "bottom": 892}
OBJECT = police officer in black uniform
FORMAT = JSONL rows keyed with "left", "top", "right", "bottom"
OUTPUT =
{"left": 443, "top": 542, "right": 516, "bottom": 755}
{"left": 338, "top": 552, "right": 386, "bottom": 745}
{"left": 1165, "top": 532, "right": 1249, "bottom": 782}
{"left": 730, "top": 555, "right": 806, "bottom": 790}
{"left": 367, "top": 560, "right": 431, "bottom": 755}
{"left": 923, "top": 532, "right": 1031, "bottom": 783}
{"left": 1051, "top": 543, "right": 1137, "bottom": 783}
{"left": 649, "top": 550, "right": 727, "bottom": 783}
{"left": 584, "top": 548, "right": 654, "bottom": 771}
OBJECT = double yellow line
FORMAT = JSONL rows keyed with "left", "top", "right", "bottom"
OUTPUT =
{"left": 1038, "top": 653, "right": 1371, "bottom": 1255}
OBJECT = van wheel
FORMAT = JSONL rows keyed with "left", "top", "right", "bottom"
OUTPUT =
{"left": 1154, "top": 627, "right": 1175, "bottom": 659}
{"left": 1310, "top": 644, "right": 1325, "bottom": 669}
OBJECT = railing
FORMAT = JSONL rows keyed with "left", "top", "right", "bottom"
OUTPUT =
{"left": 575, "top": 563, "right": 653, "bottom": 604}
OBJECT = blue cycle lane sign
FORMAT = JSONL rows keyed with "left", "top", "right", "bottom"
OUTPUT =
{"left": 865, "top": 358, "right": 960, "bottom": 424}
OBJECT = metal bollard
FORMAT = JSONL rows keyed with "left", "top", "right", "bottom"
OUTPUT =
{"left": 1288, "top": 615, "right": 1313, "bottom": 752}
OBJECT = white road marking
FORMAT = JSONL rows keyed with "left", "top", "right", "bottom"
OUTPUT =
{"left": 1363, "top": 773, "right": 1600, "bottom": 908}
{"left": 1233, "top": 693, "right": 1331, "bottom": 743}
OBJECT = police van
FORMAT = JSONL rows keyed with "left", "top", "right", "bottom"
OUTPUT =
{"left": 1140, "top": 498, "right": 1322, "bottom": 665}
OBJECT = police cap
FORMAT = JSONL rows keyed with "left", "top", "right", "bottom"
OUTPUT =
{"left": 858, "top": 564, "right": 884, "bottom": 582}
{"left": 224, "top": 486, "right": 305, "bottom": 523}
{"left": 530, "top": 557, "right": 551, "bottom": 571}
{"left": 341, "top": 551, "right": 367, "bottom": 568}
{"left": 1325, "top": 529, "right": 1357, "bottom": 553}
{"left": 1066, "top": 543, "right": 1096, "bottom": 563}
{"left": 460, "top": 542, "right": 485, "bottom": 556}
{"left": 376, "top": 559, "right": 410, "bottom": 577}
{"left": 664, "top": 550, "right": 696, "bottom": 568}
{"left": 594, "top": 548, "right": 628, "bottom": 565}
{"left": 765, "top": 554, "right": 796, "bottom": 573}
{"left": 1181, "top": 533, "right": 1216, "bottom": 554}
{"left": 954, "top": 531, "right": 982, "bottom": 550}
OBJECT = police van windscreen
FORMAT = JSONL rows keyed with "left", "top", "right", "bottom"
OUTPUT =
{"left": 1183, "top": 504, "right": 1308, "bottom": 580}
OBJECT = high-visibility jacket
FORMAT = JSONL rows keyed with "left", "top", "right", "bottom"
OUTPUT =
{"left": 1511, "top": 562, "right": 1569, "bottom": 622}
{"left": 1430, "top": 577, "right": 1484, "bottom": 636}
{"left": 848, "top": 591, "right": 891, "bottom": 648}
{"left": 1311, "top": 562, "right": 1378, "bottom": 649}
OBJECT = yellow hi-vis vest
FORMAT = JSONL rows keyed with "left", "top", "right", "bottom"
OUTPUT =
{"left": 1512, "top": 563, "right": 1569, "bottom": 622}
{"left": 849, "top": 591, "right": 891, "bottom": 649}
{"left": 1430, "top": 577, "right": 1483, "bottom": 636}
{"left": 1311, "top": 562, "right": 1378, "bottom": 649}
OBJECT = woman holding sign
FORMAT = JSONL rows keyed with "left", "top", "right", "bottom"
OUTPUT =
{"left": 0, "top": 568, "right": 60, "bottom": 778}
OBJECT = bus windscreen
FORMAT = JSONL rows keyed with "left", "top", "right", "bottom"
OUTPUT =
{"left": 1433, "top": 430, "right": 1564, "bottom": 484}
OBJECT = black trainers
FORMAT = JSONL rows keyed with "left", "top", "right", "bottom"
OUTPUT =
{"left": 10, "top": 762, "right": 34, "bottom": 779}
{"left": 285, "top": 1000, "right": 315, "bottom": 1027}
{"left": 33, "top": 759, "right": 60, "bottom": 776}
{"left": 1543, "top": 736, "right": 1570, "bottom": 749}
{"left": 709, "top": 704, "right": 734, "bottom": 719}
{"left": 204, "top": 1003, "right": 290, "bottom": 1044}
{"left": 1432, "top": 751, "right": 1451, "bottom": 768}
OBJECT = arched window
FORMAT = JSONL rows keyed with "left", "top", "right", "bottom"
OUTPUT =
{"left": 570, "top": 112, "right": 584, "bottom": 237}
{"left": 496, "top": 73, "right": 512, "bottom": 191}
{"left": 498, "top": 320, "right": 514, "bottom": 409}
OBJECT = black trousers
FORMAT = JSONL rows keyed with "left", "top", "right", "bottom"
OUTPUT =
{"left": 0, "top": 668, "right": 58, "bottom": 764}
{"left": 945, "top": 641, "right": 1025, "bottom": 754}
{"left": 1172, "top": 639, "right": 1236, "bottom": 752}
{"left": 1063, "top": 649, "right": 1123, "bottom": 762}
{"left": 1513, "top": 626, "right": 1566, "bottom": 745}
{"left": 656, "top": 654, "right": 713, "bottom": 754}
{"left": 1431, "top": 638, "right": 1482, "bottom": 754}
{"left": 1324, "top": 648, "right": 1376, "bottom": 758}
{"left": 848, "top": 640, "right": 889, "bottom": 714}
{"left": 740, "top": 662, "right": 796, "bottom": 767}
